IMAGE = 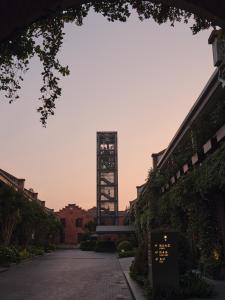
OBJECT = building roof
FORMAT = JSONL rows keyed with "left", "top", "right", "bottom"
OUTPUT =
{"left": 136, "top": 183, "right": 146, "bottom": 189}
{"left": 96, "top": 225, "right": 135, "bottom": 233}
{"left": 0, "top": 168, "right": 53, "bottom": 212}
{"left": 151, "top": 149, "right": 167, "bottom": 158}
{"left": 157, "top": 69, "right": 220, "bottom": 169}
{"left": 0, "top": 168, "right": 25, "bottom": 189}
{"left": 118, "top": 211, "right": 126, "bottom": 216}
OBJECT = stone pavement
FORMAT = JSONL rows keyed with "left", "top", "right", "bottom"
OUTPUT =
{"left": 0, "top": 250, "right": 133, "bottom": 300}
{"left": 118, "top": 257, "right": 225, "bottom": 300}
{"left": 119, "top": 257, "right": 146, "bottom": 300}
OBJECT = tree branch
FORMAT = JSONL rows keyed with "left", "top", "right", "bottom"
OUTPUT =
{"left": 0, "top": 0, "right": 225, "bottom": 43}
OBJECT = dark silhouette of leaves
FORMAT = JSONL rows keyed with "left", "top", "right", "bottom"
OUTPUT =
{"left": 0, "top": 1, "right": 214, "bottom": 125}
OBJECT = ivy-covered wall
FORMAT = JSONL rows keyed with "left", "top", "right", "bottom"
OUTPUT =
{"left": 130, "top": 88, "right": 225, "bottom": 280}
{"left": 131, "top": 143, "right": 225, "bottom": 280}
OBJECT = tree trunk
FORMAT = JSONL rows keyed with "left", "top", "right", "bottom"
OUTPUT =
{"left": 1, "top": 213, "right": 19, "bottom": 246}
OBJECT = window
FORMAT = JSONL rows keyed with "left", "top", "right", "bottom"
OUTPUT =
{"left": 60, "top": 218, "right": 66, "bottom": 227}
{"left": 101, "top": 202, "right": 114, "bottom": 211}
{"left": 101, "top": 172, "right": 114, "bottom": 184}
{"left": 101, "top": 186, "right": 115, "bottom": 197}
{"left": 75, "top": 218, "right": 83, "bottom": 228}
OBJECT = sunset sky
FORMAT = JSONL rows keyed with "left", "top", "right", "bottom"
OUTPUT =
{"left": 0, "top": 9, "right": 215, "bottom": 211}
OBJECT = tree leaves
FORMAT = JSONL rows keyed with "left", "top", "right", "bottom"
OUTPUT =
{"left": 0, "top": 1, "right": 213, "bottom": 125}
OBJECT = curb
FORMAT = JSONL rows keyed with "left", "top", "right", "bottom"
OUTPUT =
{"left": 123, "top": 271, "right": 146, "bottom": 300}
{"left": 0, "top": 267, "right": 9, "bottom": 273}
{"left": 122, "top": 271, "right": 136, "bottom": 300}
{"left": 0, "top": 251, "right": 54, "bottom": 273}
{"left": 118, "top": 257, "right": 146, "bottom": 300}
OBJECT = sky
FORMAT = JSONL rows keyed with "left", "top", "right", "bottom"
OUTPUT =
{"left": 0, "top": 9, "right": 215, "bottom": 211}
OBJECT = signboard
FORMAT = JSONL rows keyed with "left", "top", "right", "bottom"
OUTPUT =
{"left": 150, "top": 231, "right": 179, "bottom": 290}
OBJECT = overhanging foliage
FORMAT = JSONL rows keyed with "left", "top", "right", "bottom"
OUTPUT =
{"left": 0, "top": 1, "right": 217, "bottom": 125}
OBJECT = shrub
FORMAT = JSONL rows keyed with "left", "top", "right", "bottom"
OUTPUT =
{"left": 27, "top": 246, "right": 44, "bottom": 256}
{"left": 146, "top": 286, "right": 180, "bottom": 300}
{"left": 95, "top": 240, "right": 116, "bottom": 252}
{"left": 0, "top": 246, "right": 20, "bottom": 266}
{"left": 117, "top": 241, "right": 133, "bottom": 253}
{"left": 80, "top": 240, "right": 96, "bottom": 251}
{"left": 130, "top": 241, "right": 148, "bottom": 285}
{"left": 19, "top": 248, "right": 30, "bottom": 260}
{"left": 115, "top": 236, "right": 138, "bottom": 248}
{"left": 44, "top": 244, "right": 56, "bottom": 252}
{"left": 9, "top": 246, "right": 21, "bottom": 262}
{"left": 0, "top": 245, "right": 46, "bottom": 267}
{"left": 144, "top": 272, "right": 214, "bottom": 300}
{"left": 78, "top": 233, "right": 91, "bottom": 242}
{"left": 180, "top": 271, "right": 214, "bottom": 298}
{"left": 118, "top": 250, "right": 135, "bottom": 258}
{"left": 202, "top": 259, "right": 224, "bottom": 280}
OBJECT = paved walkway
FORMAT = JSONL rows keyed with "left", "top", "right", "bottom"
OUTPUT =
{"left": 118, "top": 258, "right": 225, "bottom": 300}
{"left": 119, "top": 257, "right": 146, "bottom": 300}
{"left": 0, "top": 250, "right": 133, "bottom": 300}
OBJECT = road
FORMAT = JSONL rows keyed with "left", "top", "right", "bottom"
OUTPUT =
{"left": 0, "top": 250, "right": 133, "bottom": 300}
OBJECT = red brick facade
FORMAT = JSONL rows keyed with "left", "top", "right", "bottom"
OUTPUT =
{"left": 118, "top": 211, "right": 126, "bottom": 225}
{"left": 56, "top": 204, "right": 127, "bottom": 245}
{"left": 56, "top": 204, "right": 96, "bottom": 245}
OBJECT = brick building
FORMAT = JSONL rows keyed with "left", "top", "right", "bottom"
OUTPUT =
{"left": 56, "top": 204, "right": 96, "bottom": 245}
{"left": 56, "top": 204, "right": 127, "bottom": 245}
{"left": 118, "top": 210, "right": 127, "bottom": 225}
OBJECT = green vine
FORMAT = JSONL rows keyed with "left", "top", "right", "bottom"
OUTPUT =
{"left": 132, "top": 143, "right": 225, "bottom": 279}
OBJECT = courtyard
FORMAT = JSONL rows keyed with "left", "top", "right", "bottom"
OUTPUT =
{"left": 0, "top": 250, "right": 133, "bottom": 300}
